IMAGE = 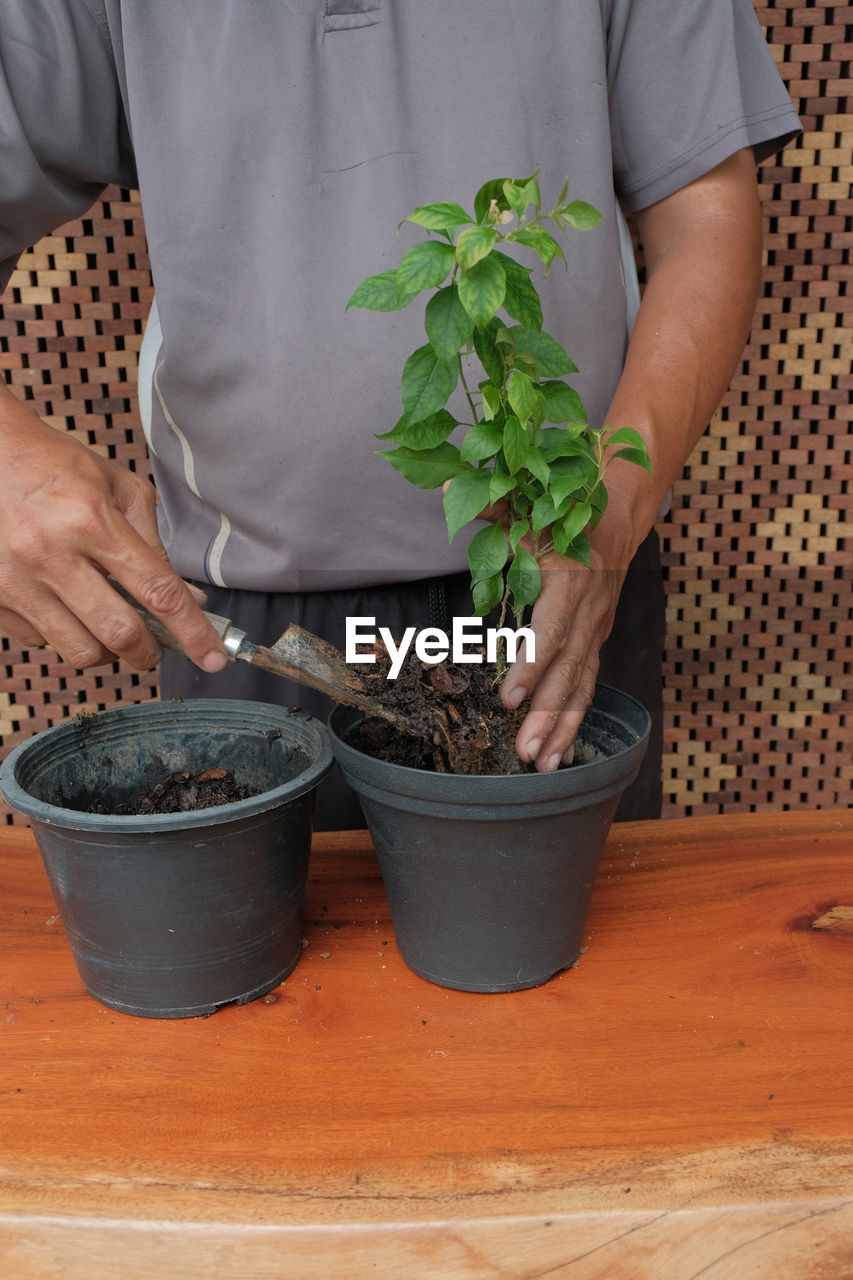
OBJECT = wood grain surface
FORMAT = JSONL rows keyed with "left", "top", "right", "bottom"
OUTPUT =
{"left": 1, "top": 811, "right": 851, "bottom": 1278}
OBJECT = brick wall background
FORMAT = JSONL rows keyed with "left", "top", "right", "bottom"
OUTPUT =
{"left": 1, "top": 1, "right": 850, "bottom": 822}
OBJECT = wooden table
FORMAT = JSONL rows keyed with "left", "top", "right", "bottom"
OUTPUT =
{"left": 1, "top": 811, "right": 851, "bottom": 1278}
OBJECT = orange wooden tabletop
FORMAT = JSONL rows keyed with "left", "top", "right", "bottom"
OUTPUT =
{"left": 1, "top": 810, "right": 852, "bottom": 1279}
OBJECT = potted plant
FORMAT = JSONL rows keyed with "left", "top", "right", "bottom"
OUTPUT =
{"left": 0, "top": 699, "right": 332, "bottom": 1017}
{"left": 330, "top": 175, "right": 652, "bottom": 992}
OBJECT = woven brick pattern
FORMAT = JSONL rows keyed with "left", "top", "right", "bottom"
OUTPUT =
{"left": 661, "top": 3, "right": 852, "bottom": 814}
{"left": 1, "top": 2, "right": 850, "bottom": 821}
{"left": 0, "top": 189, "right": 159, "bottom": 822}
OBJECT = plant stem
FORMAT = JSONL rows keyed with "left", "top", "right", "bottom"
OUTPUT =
{"left": 457, "top": 351, "right": 479, "bottom": 425}
{"left": 494, "top": 576, "right": 512, "bottom": 675}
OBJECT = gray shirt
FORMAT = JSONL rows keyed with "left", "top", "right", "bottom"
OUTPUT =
{"left": 0, "top": 1, "right": 800, "bottom": 591}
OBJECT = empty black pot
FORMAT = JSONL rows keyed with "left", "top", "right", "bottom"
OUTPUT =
{"left": 0, "top": 699, "right": 332, "bottom": 1018}
{"left": 330, "top": 685, "right": 650, "bottom": 993}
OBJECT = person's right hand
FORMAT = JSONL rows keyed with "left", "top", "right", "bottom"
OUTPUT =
{"left": 0, "top": 384, "right": 227, "bottom": 673}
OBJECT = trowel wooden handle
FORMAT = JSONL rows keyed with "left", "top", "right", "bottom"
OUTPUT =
{"left": 109, "top": 582, "right": 239, "bottom": 661}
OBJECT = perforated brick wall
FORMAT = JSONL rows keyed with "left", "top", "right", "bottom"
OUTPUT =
{"left": 661, "top": 3, "right": 852, "bottom": 813}
{"left": 1, "top": 2, "right": 850, "bottom": 821}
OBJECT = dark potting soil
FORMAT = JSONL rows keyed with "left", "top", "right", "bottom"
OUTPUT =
{"left": 111, "top": 762, "right": 261, "bottom": 814}
{"left": 90, "top": 766, "right": 266, "bottom": 815}
{"left": 89, "top": 747, "right": 310, "bottom": 815}
{"left": 347, "top": 644, "right": 602, "bottom": 776}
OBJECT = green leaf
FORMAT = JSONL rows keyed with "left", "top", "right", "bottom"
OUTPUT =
{"left": 605, "top": 426, "right": 648, "bottom": 450}
{"left": 549, "top": 465, "right": 592, "bottom": 509}
{"left": 507, "top": 370, "right": 537, "bottom": 425}
{"left": 473, "top": 321, "right": 506, "bottom": 387}
{"left": 400, "top": 343, "right": 457, "bottom": 424}
{"left": 540, "top": 379, "right": 588, "bottom": 424}
{"left": 588, "top": 478, "right": 609, "bottom": 518}
{"left": 540, "top": 429, "right": 597, "bottom": 464}
{"left": 458, "top": 255, "right": 506, "bottom": 329}
{"left": 557, "top": 531, "right": 592, "bottom": 568}
{"left": 480, "top": 383, "right": 502, "bottom": 421}
{"left": 378, "top": 442, "right": 465, "bottom": 489}
{"left": 531, "top": 389, "right": 547, "bottom": 432}
{"left": 524, "top": 445, "right": 550, "bottom": 489}
{"left": 507, "top": 547, "right": 541, "bottom": 613}
{"left": 443, "top": 467, "right": 493, "bottom": 542}
{"left": 461, "top": 421, "right": 504, "bottom": 462}
{"left": 531, "top": 491, "right": 558, "bottom": 534}
{"left": 510, "top": 327, "right": 576, "bottom": 378}
{"left": 472, "top": 572, "right": 505, "bottom": 616}
{"left": 473, "top": 178, "right": 511, "bottom": 225}
{"left": 489, "top": 470, "right": 517, "bottom": 505}
{"left": 376, "top": 408, "right": 458, "bottom": 449}
{"left": 552, "top": 501, "right": 593, "bottom": 555}
{"left": 492, "top": 252, "right": 543, "bottom": 330}
{"left": 424, "top": 285, "right": 473, "bottom": 371}
{"left": 440, "top": 465, "right": 489, "bottom": 540}
{"left": 604, "top": 427, "right": 653, "bottom": 476}
{"left": 395, "top": 241, "right": 456, "bottom": 307}
{"left": 512, "top": 355, "right": 539, "bottom": 381}
{"left": 407, "top": 202, "right": 473, "bottom": 233}
{"left": 554, "top": 460, "right": 601, "bottom": 503}
{"left": 614, "top": 446, "right": 654, "bottom": 476}
{"left": 346, "top": 269, "right": 402, "bottom": 312}
{"left": 503, "top": 414, "right": 528, "bottom": 475}
{"left": 511, "top": 225, "right": 565, "bottom": 273}
{"left": 503, "top": 174, "right": 541, "bottom": 217}
{"left": 555, "top": 199, "right": 602, "bottom": 231}
{"left": 508, "top": 517, "right": 529, "bottom": 553}
{"left": 467, "top": 522, "right": 509, "bottom": 584}
{"left": 456, "top": 225, "right": 497, "bottom": 269}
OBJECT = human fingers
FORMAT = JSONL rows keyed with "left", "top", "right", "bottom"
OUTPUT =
{"left": 501, "top": 561, "right": 624, "bottom": 770}
{"left": 4, "top": 559, "right": 222, "bottom": 674}
{"left": 0, "top": 419, "right": 225, "bottom": 671}
{"left": 515, "top": 651, "right": 599, "bottom": 772}
{"left": 89, "top": 472, "right": 223, "bottom": 667}
{"left": 0, "top": 577, "right": 130, "bottom": 669}
{"left": 95, "top": 556, "right": 227, "bottom": 673}
{"left": 0, "top": 605, "right": 47, "bottom": 650}
{"left": 0, "top": 571, "right": 217, "bottom": 673}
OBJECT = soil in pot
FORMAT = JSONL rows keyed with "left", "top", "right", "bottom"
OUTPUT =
{"left": 86, "top": 756, "right": 309, "bottom": 815}
{"left": 61, "top": 710, "right": 310, "bottom": 816}
{"left": 87, "top": 766, "right": 260, "bottom": 814}
{"left": 348, "top": 641, "right": 603, "bottom": 775}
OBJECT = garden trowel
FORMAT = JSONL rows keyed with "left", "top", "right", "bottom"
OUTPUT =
{"left": 113, "top": 585, "right": 423, "bottom": 737}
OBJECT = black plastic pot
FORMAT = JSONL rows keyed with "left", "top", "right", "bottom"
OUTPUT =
{"left": 330, "top": 685, "right": 650, "bottom": 993}
{"left": 0, "top": 699, "right": 332, "bottom": 1018}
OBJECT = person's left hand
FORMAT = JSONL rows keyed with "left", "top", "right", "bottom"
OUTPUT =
{"left": 498, "top": 538, "right": 628, "bottom": 772}
{"left": 444, "top": 470, "right": 639, "bottom": 773}
{"left": 484, "top": 146, "right": 766, "bottom": 770}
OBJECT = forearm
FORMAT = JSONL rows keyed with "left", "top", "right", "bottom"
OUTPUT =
{"left": 595, "top": 147, "right": 764, "bottom": 566}
{"left": 504, "top": 148, "right": 765, "bottom": 768}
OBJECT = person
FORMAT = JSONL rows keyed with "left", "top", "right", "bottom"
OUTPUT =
{"left": 0, "top": 1, "right": 800, "bottom": 827}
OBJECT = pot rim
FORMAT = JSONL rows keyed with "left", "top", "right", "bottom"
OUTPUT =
{"left": 0, "top": 698, "right": 333, "bottom": 832}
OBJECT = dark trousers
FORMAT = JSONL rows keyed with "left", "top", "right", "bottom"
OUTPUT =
{"left": 160, "top": 531, "right": 665, "bottom": 829}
